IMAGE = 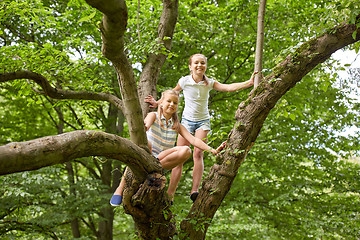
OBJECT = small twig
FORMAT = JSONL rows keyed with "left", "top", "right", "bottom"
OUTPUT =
{"left": 137, "top": 0, "right": 141, "bottom": 42}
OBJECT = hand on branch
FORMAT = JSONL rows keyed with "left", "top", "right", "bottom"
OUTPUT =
{"left": 145, "top": 95, "right": 158, "bottom": 108}
{"left": 216, "top": 141, "right": 227, "bottom": 153}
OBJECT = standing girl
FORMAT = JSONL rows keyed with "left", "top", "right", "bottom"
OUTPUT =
{"left": 110, "top": 89, "right": 222, "bottom": 206}
{"left": 146, "top": 53, "right": 257, "bottom": 202}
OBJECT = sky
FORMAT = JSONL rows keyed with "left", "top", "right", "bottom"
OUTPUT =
{"left": 331, "top": 49, "right": 359, "bottom": 137}
{"left": 332, "top": 49, "right": 360, "bottom": 76}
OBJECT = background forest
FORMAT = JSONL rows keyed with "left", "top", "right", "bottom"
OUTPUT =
{"left": 1, "top": 0, "right": 360, "bottom": 239}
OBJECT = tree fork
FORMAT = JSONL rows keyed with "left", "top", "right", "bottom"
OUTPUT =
{"left": 124, "top": 172, "right": 176, "bottom": 240}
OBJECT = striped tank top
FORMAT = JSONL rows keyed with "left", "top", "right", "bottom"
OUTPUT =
{"left": 147, "top": 112, "right": 178, "bottom": 158}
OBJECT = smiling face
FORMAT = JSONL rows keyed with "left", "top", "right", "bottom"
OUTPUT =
{"left": 189, "top": 54, "right": 207, "bottom": 76}
{"left": 160, "top": 92, "right": 179, "bottom": 119}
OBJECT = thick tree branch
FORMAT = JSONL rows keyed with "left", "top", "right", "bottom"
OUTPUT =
{"left": 84, "top": 0, "right": 128, "bottom": 61}
{"left": 0, "top": 70, "right": 124, "bottom": 112}
{"left": 78, "top": 2, "right": 179, "bottom": 237}
{"left": 85, "top": 0, "right": 146, "bottom": 147}
{"left": 0, "top": 130, "right": 162, "bottom": 179}
{"left": 138, "top": 0, "right": 179, "bottom": 117}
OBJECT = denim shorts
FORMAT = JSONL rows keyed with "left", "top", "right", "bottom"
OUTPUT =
{"left": 181, "top": 118, "right": 211, "bottom": 135}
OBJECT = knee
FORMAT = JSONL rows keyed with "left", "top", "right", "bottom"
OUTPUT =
{"left": 180, "top": 146, "right": 192, "bottom": 159}
{"left": 193, "top": 147, "right": 204, "bottom": 160}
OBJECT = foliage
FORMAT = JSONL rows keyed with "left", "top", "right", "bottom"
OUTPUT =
{"left": 0, "top": 163, "right": 112, "bottom": 239}
{"left": 1, "top": 0, "right": 123, "bottom": 238}
{"left": 1, "top": 0, "right": 359, "bottom": 239}
{"left": 206, "top": 69, "right": 360, "bottom": 239}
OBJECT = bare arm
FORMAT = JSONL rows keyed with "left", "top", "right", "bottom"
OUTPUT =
{"left": 144, "top": 112, "right": 156, "bottom": 131}
{"left": 173, "top": 83, "right": 182, "bottom": 92}
{"left": 178, "top": 124, "right": 217, "bottom": 155}
{"left": 213, "top": 71, "right": 258, "bottom": 92}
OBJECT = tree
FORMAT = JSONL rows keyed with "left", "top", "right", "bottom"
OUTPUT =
{"left": 254, "top": 0, "right": 266, "bottom": 88}
{"left": 1, "top": 0, "right": 359, "bottom": 239}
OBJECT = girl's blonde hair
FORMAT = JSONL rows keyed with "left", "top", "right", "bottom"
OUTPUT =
{"left": 157, "top": 89, "right": 181, "bottom": 132}
{"left": 189, "top": 53, "right": 209, "bottom": 86}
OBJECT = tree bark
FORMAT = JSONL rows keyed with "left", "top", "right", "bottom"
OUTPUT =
{"left": 1, "top": 1, "right": 359, "bottom": 239}
{"left": 97, "top": 103, "right": 119, "bottom": 240}
{"left": 0, "top": 130, "right": 161, "bottom": 179}
{"left": 65, "top": 162, "right": 81, "bottom": 238}
{"left": 0, "top": 70, "right": 124, "bottom": 112}
{"left": 123, "top": 172, "right": 176, "bottom": 240}
{"left": 85, "top": 0, "right": 147, "bottom": 148}
{"left": 85, "top": 1, "right": 180, "bottom": 238}
{"left": 180, "top": 18, "right": 360, "bottom": 240}
{"left": 138, "top": 0, "right": 179, "bottom": 117}
{"left": 254, "top": 0, "right": 266, "bottom": 88}
{"left": 98, "top": 161, "right": 114, "bottom": 240}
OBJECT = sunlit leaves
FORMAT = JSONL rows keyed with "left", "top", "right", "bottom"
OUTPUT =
{"left": 1, "top": 0, "right": 360, "bottom": 239}
{"left": 208, "top": 66, "right": 360, "bottom": 238}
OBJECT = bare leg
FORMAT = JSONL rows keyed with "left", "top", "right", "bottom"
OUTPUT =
{"left": 167, "top": 164, "right": 183, "bottom": 200}
{"left": 157, "top": 146, "right": 191, "bottom": 170}
{"left": 110, "top": 168, "right": 128, "bottom": 206}
{"left": 167, "top": 135, "right": 190, "bottom": 198}
{"left": 191, "top": 129, "right": 209, "bottom": 194}
{"left": 113, "top": 142, "right": 152, "bottom": 196}
{"left": 113, "top": 167, "right": 128, "bottom": 195}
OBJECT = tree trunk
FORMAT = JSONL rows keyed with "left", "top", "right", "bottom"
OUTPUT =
{"left": 123, "top": 172, "right": 176, "bottom": 240}
{"left": 58, "top": 104, "right": 82, "bottom": 238}
{"left": 1, "top": 1, "right": 358, "bottom": 239}
{"left": 85, "top": 0, "right": 147, "bottom": 148}
{"left": 65, "top": 162, "right": 81, "bottom": 238}
{"left": 254, "top": 0, "right": 267, "bottom": 88}
{"left": 98, "top": 160, "right": 114, "bottom": 240}
{"left": 98, "top": 103, "right": 119, "bottom": 240}
{"left": 0, "top": 130, "right": 161, "bottom": 178}
{"left": 138, "top": 0, "right": 179, "bottom": 117}
{"left": 85, "top": 1, "right": 180, "bottom": 239}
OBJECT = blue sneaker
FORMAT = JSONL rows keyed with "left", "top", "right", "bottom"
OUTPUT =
{"left": 110, "top": 195, "right": 122, "bottom": 206}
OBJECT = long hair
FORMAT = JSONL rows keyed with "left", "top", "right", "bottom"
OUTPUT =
{"left": 157, "top": 89, "right": 181, "bottom": 132}
{"left": 189, "top": 53, "right": 209, "bottom": 86}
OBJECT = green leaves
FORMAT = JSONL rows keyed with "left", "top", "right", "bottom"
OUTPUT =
{"left": 1, "top": 0, "right": 360, "bottom": 239}
{"left": 78, "top": 10, "right": 97, "bottom": 23}
{"left": 274, "top": 99, "right": 302, "bottom": 121}
{"left": 0, "top": 165, "right": 112, "bottom": 238}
